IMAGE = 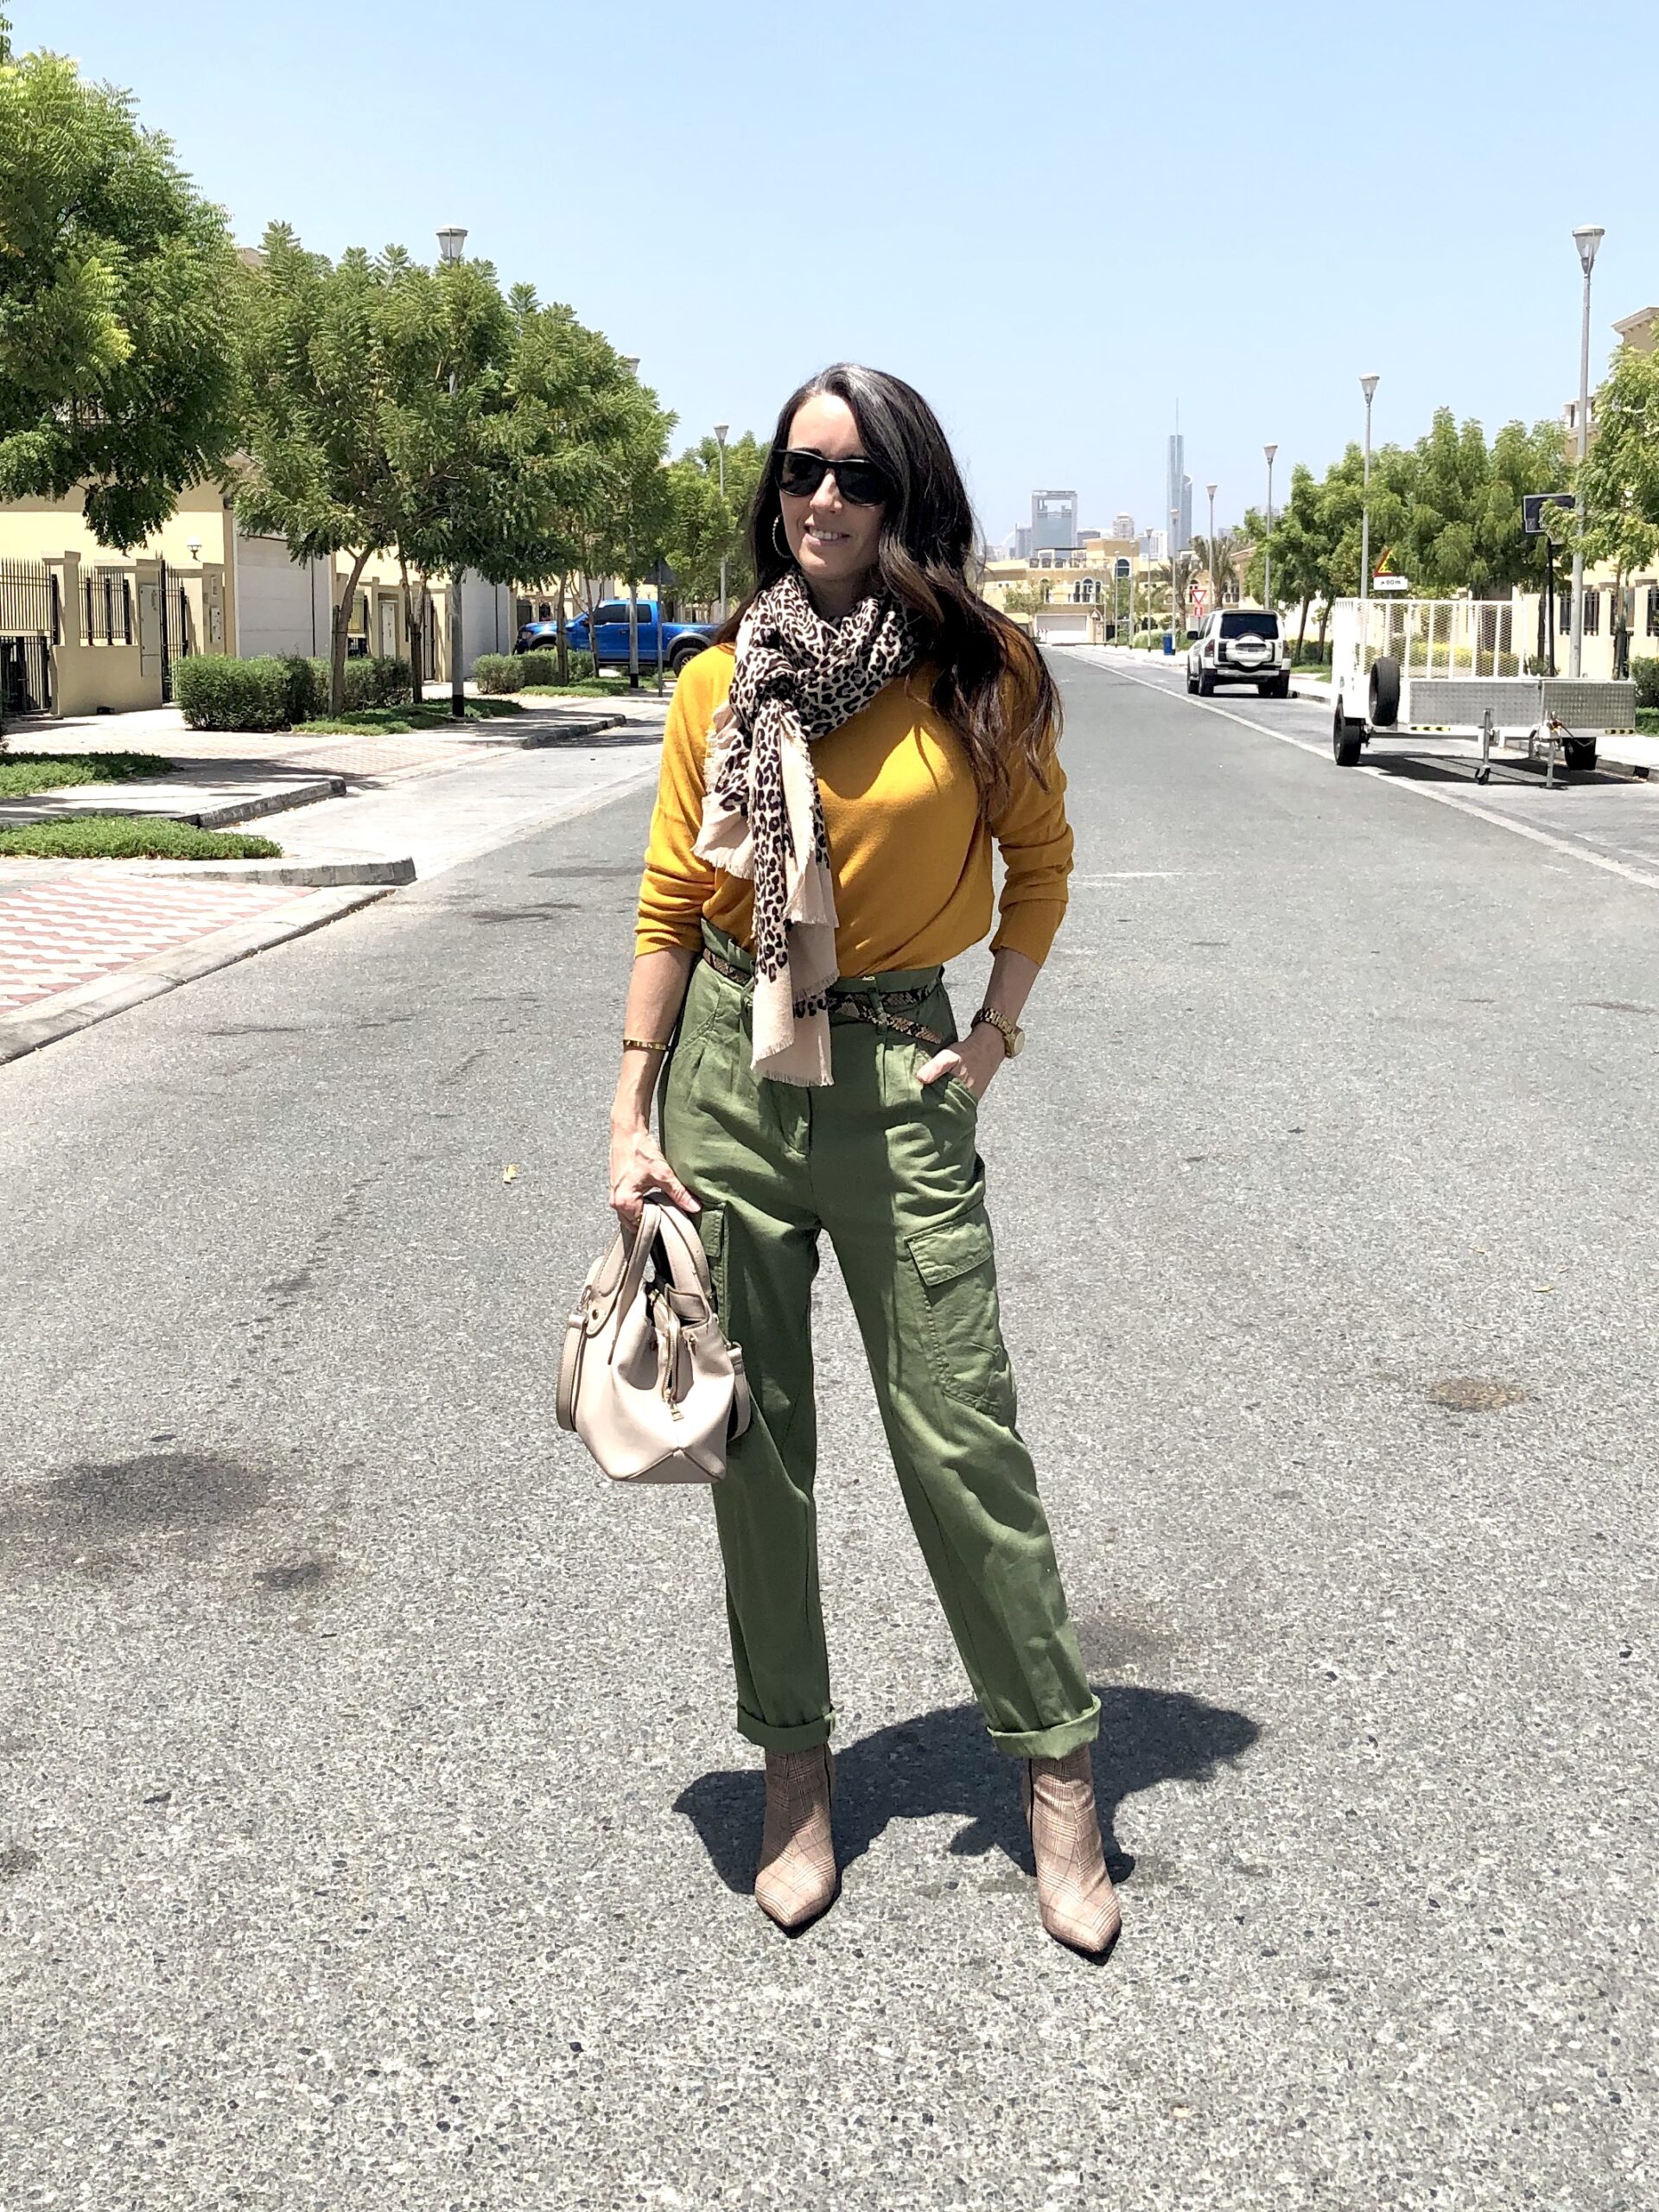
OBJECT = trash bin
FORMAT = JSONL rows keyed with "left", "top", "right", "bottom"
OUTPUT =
{"left": 1162, "top": 631, "right": 1175, "bottom": 655}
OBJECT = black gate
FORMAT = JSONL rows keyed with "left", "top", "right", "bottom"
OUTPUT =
{"left": 0, "top": 559, "right": 58, "bottom": 717}
{"left": 157, "top": 560, "right": 193, "bottom": 702}
{"left": 82, "top": 564, "right": 133, "bottom": 645}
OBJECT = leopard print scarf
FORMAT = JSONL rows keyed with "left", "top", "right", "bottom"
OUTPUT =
{"left": 694, "top": 570, "right": 919, "bottom": 1086}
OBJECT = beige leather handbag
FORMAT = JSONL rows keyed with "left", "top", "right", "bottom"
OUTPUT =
{"left": 556, "top": 1197, "right": 750, "bottom": 1483}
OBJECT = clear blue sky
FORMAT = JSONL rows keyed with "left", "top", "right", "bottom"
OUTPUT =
{"left": 25, "top": 0, "right": 1659, "bottom": 544}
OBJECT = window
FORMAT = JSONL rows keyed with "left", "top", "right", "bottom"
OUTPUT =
{"left": 1559, "top": 593, "right": 1572, "bottom": 634}
{"left": 1646, "top": 585, "right": 1659, "bottom": 638}
{"left": 1582, "top": 588, "right": 1599, "bottom": 635}
{"left": 1220, "top": 612, "right": 1280, "bottom": 639}
{"left": 594, "top": 601, "right": 631, "bottom": 626}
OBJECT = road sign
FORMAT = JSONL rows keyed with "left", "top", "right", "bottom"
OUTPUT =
{"left": 646, "top": 556, "right": 677, "bottom": 589}
{"left": 1374, "top": 574, "right": 1409, "bottom": 594}
{"left": 1523, "top": 492, "right": 1574, "bottom": 539}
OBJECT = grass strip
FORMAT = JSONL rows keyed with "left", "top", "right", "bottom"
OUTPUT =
{"left": 519, "top": 680, "right": 671, "bottom": 699}
{"left": 0, "top": 817, "right": 283, "bottom": 861}
{"left": 301, "top": 699, "right": 525, "bottom": 736}
{"left": 0, "top": 751, "right": 175, "bottom": 799}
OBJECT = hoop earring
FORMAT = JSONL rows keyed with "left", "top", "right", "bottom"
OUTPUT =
{"left": 772, "top": 513, "right": 792, "bottom": 562}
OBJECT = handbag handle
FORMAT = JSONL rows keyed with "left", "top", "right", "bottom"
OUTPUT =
{"left": 648, "top": 1198, "right": 715, "bottom": 1306}
{"left": 590, "top": 1196, "right": 714, "bottom": 1344}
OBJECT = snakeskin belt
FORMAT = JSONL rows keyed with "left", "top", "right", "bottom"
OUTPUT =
{"left": 701, "top": 943, "right": 945, "bottom": 1048}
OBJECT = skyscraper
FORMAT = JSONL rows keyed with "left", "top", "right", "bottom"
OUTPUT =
{"left": 1111, "top": 512, "right": 1135, "bottom": 541}
{"left": 1166, "top": 435, "right": 1192, "bottom": 552}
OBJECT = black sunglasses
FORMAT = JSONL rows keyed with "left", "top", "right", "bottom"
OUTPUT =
{"left": 777, "top": 447, "right": 891, "bottom": 506}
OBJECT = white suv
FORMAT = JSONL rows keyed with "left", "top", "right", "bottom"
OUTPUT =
{"left": 1185, "top": 610, "right": 1290, "bottom": 697}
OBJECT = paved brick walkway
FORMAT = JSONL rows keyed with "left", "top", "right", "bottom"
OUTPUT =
{"left": 0, "top": 869, "right": 314, "bottom": 1014}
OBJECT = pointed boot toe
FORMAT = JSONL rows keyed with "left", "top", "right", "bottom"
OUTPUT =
{"left": 754, "top": 1744, "right": 838, "bottom": 1932}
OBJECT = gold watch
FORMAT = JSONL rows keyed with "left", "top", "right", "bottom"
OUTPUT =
{"left": 972, "top": 1007, "right": 1025, "bottom": 1059}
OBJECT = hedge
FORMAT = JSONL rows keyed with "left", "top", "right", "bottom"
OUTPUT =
{"left": 1632, "top": 657, "right": 1659, "bottom": 709}
{"left": 175, "top": 656, "right": 296, "bottom": 731}
{"left": 340, "top": 655, "right": 412, "bottom": 709}
{"left": 474, "top": 654, "right": 523, "bottom": 695}
{"left": 174, "top": 652, "right": 410, "bottom": 730}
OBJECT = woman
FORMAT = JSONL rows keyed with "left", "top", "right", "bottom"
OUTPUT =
{"left": 610, "top": 364, "right": 1118, "bottom": 1956}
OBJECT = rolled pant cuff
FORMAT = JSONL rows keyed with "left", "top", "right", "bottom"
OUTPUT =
{"left": 988, "top": 1698, "right": 1101, "bottom": 1760}
{"left": 737, "top": 1703, "right": 836, "bottom": 1753}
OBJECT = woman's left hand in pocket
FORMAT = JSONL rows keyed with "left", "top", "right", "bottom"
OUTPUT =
{"left": 918, "top": 1023, "right": 1004, "bottom": 1103}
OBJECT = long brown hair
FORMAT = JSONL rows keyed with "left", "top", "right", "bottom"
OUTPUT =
{"left": 719, "top": 364, "right": 1060, "bottom": 802}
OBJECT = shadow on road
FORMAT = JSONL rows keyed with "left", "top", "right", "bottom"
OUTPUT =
{"left": 674, "top": 1683, "right": 1260, "bottom": 1893}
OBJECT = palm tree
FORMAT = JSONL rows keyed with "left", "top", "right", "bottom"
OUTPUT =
{"left": 1146, "top": 549, "right": 1204, "bottom": 632}
{"left": 1192, "top": 530, "right": 1240, "bottom": 608}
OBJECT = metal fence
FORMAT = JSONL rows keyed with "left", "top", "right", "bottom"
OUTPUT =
{"left": 82, "top": 564, "right": 134, "bottom": 645}
{"left": 0, "top": 558, "right": 58, "bottom": 715}
{"left": 158, "top": 569, "right": 193, "bottom": 702}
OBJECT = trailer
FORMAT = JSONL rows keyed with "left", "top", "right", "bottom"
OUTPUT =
{"left": 1327, "top": 596, "right": 1637, "bottom": 778}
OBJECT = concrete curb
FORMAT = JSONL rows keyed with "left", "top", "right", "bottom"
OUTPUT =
{"left": 191, "top": 779, "right": 348, "bottom": 827}
{"left": 0, "top": 776, "right": 346, "bottom": 833}
{"left": 120, "top": 856, "right": 417, "bottom": 888}
{"left": 0, "top": 883, "right": 395, "bottom": 1069}
{"left": 507, "top": 713, "right": 631, "bottom": 746}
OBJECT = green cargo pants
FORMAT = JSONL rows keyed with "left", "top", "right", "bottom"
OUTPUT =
{"left": 658, "top": 921, "right": 1099, "bottom": 1759}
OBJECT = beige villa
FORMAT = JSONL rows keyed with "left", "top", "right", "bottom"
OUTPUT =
{"left": 0, "top": 481, "right": 524, "bottom": 721}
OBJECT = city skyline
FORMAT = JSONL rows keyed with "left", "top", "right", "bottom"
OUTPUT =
{"left": 17, "top": 0, "right": 1658, "bottom": 547}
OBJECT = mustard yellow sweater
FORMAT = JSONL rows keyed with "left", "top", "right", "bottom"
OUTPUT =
{"left": 635, "top": 645, "right": 1072, "bottom": 975}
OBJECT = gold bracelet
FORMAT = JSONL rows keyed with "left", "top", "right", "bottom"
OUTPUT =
{"left": 622, "top": 1036, "right": 671, "bottom": 1055}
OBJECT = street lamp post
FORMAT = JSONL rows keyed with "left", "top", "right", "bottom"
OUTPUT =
{"left": 437, "top": 225, "right": 468, "bottom": 721}
{"left": 1205, "top": 482, "right": 1218, "bottom": 613}
{"left": 620, "top": 357, "right": 642, "bottom": 688}
{"left": 1359, "top": 374, "right": 1379, "bottom": 610}
{"left": 714, "top": 423, "right": 730, "bottom": 622}
{"left": 1169, "top": 506, "right": 1181, "bottom": 641}
{"left": 1263, "top": 443, "right": 1278, "bottom": 613}
{"left": 1568, "top": 223, "right": 1605, "bottom": 679}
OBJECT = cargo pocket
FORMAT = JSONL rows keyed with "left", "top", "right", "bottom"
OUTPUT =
{"left": 906, "top": 1208, "right": 1016, "bottom": 1420}
{"left": 695, "top": 1200, "right": 729, "bottom": 1320}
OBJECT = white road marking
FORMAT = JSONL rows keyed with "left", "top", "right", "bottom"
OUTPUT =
{"left": 1087, "top": 658, "right": 1659, "bottom": 900}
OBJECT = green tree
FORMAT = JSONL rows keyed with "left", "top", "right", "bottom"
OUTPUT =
{"left": 582, "top": 383, "right": 677, "bottom": 685}
{"left": 1001, "top": 580, "right": 1052, "bottom": 626}
{"left": 664, "top": 431, "right": 767, "bottom": 613}
{"left": 1241, "top": 454, "right": 1363, "bottom": 655}
{"left": 0, "top": 16, "right": 239, "bottom": 547}
{"left": 661, "top": 453, "right": 731, "bottom": 610}
{"left": 1376, "top": 408, "right": 1562, "bottom": 599}
{"left": 494, "top": 289, "right": 643, "bottom": 678}
{"left": 1566, "top": 343, "right": 1659, "bottom": 677}
{"left": 232, "top": 226, "right": 516, "bottom": 712}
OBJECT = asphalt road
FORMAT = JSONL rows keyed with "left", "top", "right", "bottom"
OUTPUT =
{"left": 3, "top": 654, "right": 1656, "bottom": 2209}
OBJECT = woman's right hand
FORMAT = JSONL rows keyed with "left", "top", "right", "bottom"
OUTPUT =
{"left": 609, "top": 1116, "right": 700, "bottom": 1231}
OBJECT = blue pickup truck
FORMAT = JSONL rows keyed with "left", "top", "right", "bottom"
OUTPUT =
{"left": 517, "top": 599, "right": 718, "bottom": 676}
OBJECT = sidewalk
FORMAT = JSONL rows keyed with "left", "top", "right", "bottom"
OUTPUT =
{"left": 0, "top": 694, "right": 666, "bottom": 1066}
{"left": 6, "top": 690, "right": 663, "bottom": 826}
